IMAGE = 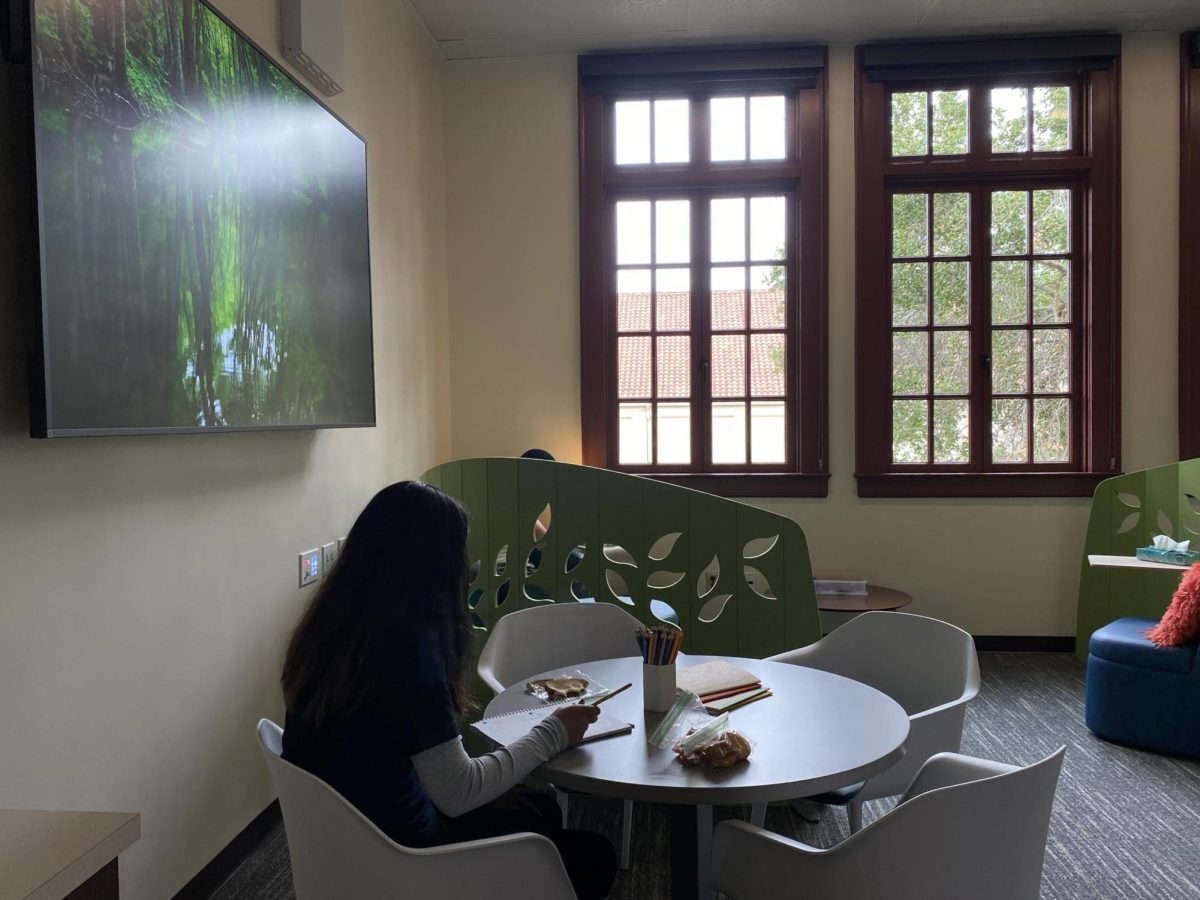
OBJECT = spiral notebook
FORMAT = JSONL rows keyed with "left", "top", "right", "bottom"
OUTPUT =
{"left": 472, "top": 704, "right": 634, "bottom": 748}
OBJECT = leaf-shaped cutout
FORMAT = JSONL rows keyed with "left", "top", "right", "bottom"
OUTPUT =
{"left": 742, "top": 535, "right": 779, "bottom": 560}
{"left": 1117, "top": 492, "right": 1142, "bottom": 509}
{"left": 1116, "top": 512, "right": 1140, "bottom": 535}
{"left": 467, "top": 588, "right": 484, "bottom": 609}
{"left": 533, "top": 503, "right": 552, "bottom": 542}
{"left": 744, "top": 565, "right": 776, "bottom": 600}
{"left": 468, "top": 559, "right": 481, "bottom": 586}
{"left": 526, "top": 544, "right": 543, "bottom": 577}
{"left": 648, "top": 532, "right": 683, "bottom": 561}
{"left": 565, "top": 544, "right": 586, "bottom": 573}
{"left": 1188, "top": 523, "right": 1200, "bottom": 537}
{"left": 570, "top": 580, "right": 594, "bottom": 602}
{"left": 698, "top": 593, "right": 732, "bottom": 623}
{"left": 471, "top": 613, "right": 487, "bottom": 631}
{"left": 698, "top": 555, "right": 720, "bottom": 598}
{"left": 647, "top": 570, "right": 686, "bottom": 590}
{"left": 606, "top": 568, "right": 635, "bottom": 605}
{"left": 494, "top": 545, "right": 508, "bottom": 577}
{"left": 496, "top": 579, "right": 511, "bottom": 607}
{"left": 650, "top": 598, "right": 680, "bottom": 626}
{"left": 603, "top": 543, "right": 638, "bottom": 567}
{"left": 524, "top": 583, "right": 553, "bottom": 603}
{"left": 1157, "top": 510, "right": 1174, "bottom": 538}
{"left": 1188, "top": 494, "right": 1200, "bottom": 516}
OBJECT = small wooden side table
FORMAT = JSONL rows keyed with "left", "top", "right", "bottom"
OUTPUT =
{"left": 816, "top": 584, "right": 914, "bottom": 613}
{"left": 0, "top": 809, "right": 140, "bottom": 900}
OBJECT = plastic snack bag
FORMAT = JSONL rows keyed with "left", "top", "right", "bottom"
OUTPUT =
{"left": 648, "top": 690, "right": 709, "bottom": 749}
{"left": 673, "top": 713, "right": 752, "bottom": 769}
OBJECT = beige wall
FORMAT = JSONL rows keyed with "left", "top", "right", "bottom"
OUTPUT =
{"left": 0, "top": 2, "right": 449, "bottom": 897}
{"left": 445, "top": 35, "right": 1181, "bottom": 636}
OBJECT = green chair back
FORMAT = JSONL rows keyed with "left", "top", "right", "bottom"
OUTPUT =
{"left": 421, "top": 458, "right": 821, "bottom": 660}
{"left": 1075, "top": 458, "right": 1200, "bottom": 658}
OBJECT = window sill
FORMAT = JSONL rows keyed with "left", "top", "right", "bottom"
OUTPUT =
{"left": 855, "top": 471, "right": 1115, "bottom": 498}
{"left": 645, "top": 472, "right": 831, "bottom": 498}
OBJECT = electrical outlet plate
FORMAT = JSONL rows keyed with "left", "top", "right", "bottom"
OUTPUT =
{"left": 321, "top": 542, "right": 337, "bottom": 576}
{"left": 337, "top": 536, "right": 347, "bottom": 554}
{"left": 299, "top": 549, "right": 321, "bottom": 587}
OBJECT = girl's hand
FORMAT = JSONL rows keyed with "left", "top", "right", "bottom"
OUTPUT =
{"left": 551, "top": 703, "right": 601, "bottom": 746}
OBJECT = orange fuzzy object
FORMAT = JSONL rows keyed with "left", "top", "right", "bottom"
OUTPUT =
{"left": 1145, "top": 562, "right": 1200, "bottom": 647}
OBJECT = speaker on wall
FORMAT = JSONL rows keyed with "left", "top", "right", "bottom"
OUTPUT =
{"left": 280, "top": 0, "right": 345, "bottom": 97}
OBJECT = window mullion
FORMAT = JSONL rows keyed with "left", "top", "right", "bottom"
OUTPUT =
{"left": 970, "top": 183, "right": 991, "bottom": 473}
{"left": 695, "top": 192, "right": 712, "bottom": 473}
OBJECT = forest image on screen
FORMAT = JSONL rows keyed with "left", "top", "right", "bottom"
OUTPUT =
{"left": 33, "top": 0, "right": 374, "bottom": 432}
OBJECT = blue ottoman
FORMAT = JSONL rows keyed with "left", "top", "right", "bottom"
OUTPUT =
{"left": 1085, "top": 617, "right": 1200, "bottom": 757}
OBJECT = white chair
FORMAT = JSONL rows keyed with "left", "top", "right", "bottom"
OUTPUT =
{"left": 766, "top": 611, "right": 980, "bottom": 833}
{"left": 477, "top": 602, "right": 642, "bottom": 867}
{"left": 712, "top": 747, "right": 1066, "bottom": 900}
{"left": 256, "top": 719, "right": 577, "bottom": 900}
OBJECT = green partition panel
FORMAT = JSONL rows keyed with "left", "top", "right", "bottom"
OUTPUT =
{"left": 421, "top": 458, "right": 821, "bottom": 662}
{"left": 1075, "top": 459, "right": 1200, "bottom": 658}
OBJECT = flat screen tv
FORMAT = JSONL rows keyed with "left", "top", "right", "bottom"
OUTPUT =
{"left": 25, "top": 0, "right": 374, "bottom": 436}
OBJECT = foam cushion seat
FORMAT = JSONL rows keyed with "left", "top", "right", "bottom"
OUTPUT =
{"left": 1085, "top": 617, "right": 1200, "bottom": 758}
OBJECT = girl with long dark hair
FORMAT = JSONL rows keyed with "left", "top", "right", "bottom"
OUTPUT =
{"left": 281, "top": 481, "right": 616, "bottom": 898}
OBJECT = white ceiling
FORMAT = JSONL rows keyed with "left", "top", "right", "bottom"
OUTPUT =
{"left": 409, "top": 0, "right": 1200, "bottom": 60}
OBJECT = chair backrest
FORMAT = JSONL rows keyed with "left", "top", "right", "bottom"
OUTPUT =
{"left": 477, "top": 601, "right": 642, "bottom": 693}
{"left": 1076, "top": 458, "right": 1200, "bottom": 658}
{"left": 422, "top": 458, "right": 821, "bottom": 662}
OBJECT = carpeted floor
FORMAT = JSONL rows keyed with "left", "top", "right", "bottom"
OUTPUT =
{"left": 211, "top": 653, "right": 1200, "bottom": 899}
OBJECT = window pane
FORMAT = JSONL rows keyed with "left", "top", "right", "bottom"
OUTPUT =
{"left": 893, "top": 263, "right": 928, "bottom": 326}
{"left": 750, "top": 96, "right": 786, "bottom": 160}
{"left": 749, "top": 196, "right": 786, "bottom": 261}
{"left": 1033, "top": 261, "right": 1070, "bottom": 324}
{"left": 656, "top": 268, "right": 690, "bottom": 331}
{"left": 711, "top": 97, "right": 746, "bottom": 161}
{"left": 933, "top": 193, "right": 969, "bottom": 257}
{"left": 750, "top": 333, "right": 785, "bottom": 397}
{"left": 991, "top": 190, "right": 1028, "bottom": 255}
{"left": 657, "top": 335, "right": 690, "bottom": 398}
{"left": 750, "top": 401, "right": 786, "bottom": 463}
{"left": 656, "top": 403, "right": 691, "bottom": 464}
{"left": 712, "top": 402, "right": 747, "bottom": 463}
{"left": 992, "top": 398, "right": 1029, "bottom": 462}
{"left": 992, "top": 331, "right": 1029, "bottom": 394}
{"left": 931, "top": 90, "right": 968, "bottom": 155}
{"left": 616, "top": 200, "right": 651, "bottom": 264}
{"left": 934, "top": 398, "right": 970, "bottom": 463}
{"left": 893, "top": 332, "right": 928, "bottom": 396}
{"left": 656, "top": 199, "right": 690, "bottom": 264}
{"left": 615, "top": 100, "right": 650, "bottom": 164}
{"left": 711, "top": 334, "right": 746, "bottom": 397}
{"left": 933, "top": 261, "right": 969, "bottom": 325}
{"left": 891, "top": 91, "right": 927, "bottom": 157}
{"left": 751, "top": 265, "right": 786, "bottom": 329}
{"left": 991, "top": 87, "right": 1028, "bottom": 153}
{"left": 892, "top": 193, "right": 928, "bottom": 258}
{"left": 618, "top": 336, "right": 651, "bottom": 398}
{"left": 933, "top": 330, "right": 970, "bottom": 394}
{"left": 711, "top": 267, "right": 746, "bottom": 330}
{"left": 1034, "top": 397, "right": 1070, "bottom": 462}
{"left": 654, "top": 99, "right": 689, "bottom": 163}
{"left": 1033, "top": 86, "right": 1070, "bottom": 152}
{"left": 711, "top": 197, "right": 746, "bottom": 262}
{"left": 617, "top": 268, "right": 651, "bottom": 332}
{"left": 618, "top": 402, "right": 652, "bottom": 464}
{"left": 893, "top": 399, "right": 929, "bottom": 463}
{"left": 1032, "top": 329, "right": 1069, "bottom": 393}
{"left": 1032, "top": 189, "right": 1069, "bottom": 254}
{"left": 991, "top": 260, "right": 1028, "bottom": 324}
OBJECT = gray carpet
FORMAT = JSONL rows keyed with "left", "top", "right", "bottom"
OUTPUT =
{"left": 211, "top": 653, "right": 1200, "bottom": 899}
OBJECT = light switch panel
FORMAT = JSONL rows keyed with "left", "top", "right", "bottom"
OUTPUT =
{"left": 299, "top": 549, "right": 321, "bottom": 587}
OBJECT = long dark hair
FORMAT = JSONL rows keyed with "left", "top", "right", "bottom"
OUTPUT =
{"left": 281, "top": 481, "right": 473, "bottom": 728}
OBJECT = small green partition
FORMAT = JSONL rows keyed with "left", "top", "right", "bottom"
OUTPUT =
{"left": 1075, "top": 458, "right": 1200, "bottom": 658}
{"left": 421, "top": 458, "right": 821, "bottom": 660}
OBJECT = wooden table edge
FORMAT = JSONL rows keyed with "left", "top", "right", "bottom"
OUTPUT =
{"left": 8, "top": 812, "right": 141, "bottom": 900}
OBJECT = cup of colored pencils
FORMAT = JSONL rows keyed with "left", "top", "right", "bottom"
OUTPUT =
{"left": 638, "top": 625, "right": 682, "bottom": 712}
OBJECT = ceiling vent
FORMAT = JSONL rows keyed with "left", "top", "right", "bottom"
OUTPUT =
{"left": 280, "top": 0, "right": 345, "bottom": 97}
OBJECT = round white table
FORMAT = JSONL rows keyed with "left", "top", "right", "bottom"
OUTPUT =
{"left": 484, "top": 655, "right": 910, "bottom": 900}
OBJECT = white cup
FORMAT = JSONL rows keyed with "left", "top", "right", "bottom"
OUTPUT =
{"left": 643, "top": 663, "right": 677, "bottom": 712}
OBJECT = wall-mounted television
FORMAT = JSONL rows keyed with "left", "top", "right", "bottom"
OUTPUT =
{"left": 24, "top": 0, "right": 375, "bottom": 436}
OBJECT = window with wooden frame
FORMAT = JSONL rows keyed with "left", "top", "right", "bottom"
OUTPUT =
{"left": 1181, "top": 33, "right": 1200, "bottom": 461}
{"left": 579, "top": 48, "right": 829, "bottom": 497}
{"left": 855, "top": 36, "right": 1121, "bottom": 498}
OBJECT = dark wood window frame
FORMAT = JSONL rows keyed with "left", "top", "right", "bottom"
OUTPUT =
{"left": 855, "top": 35, "right": 1121, "bottom": 498}
{"left": 578, "top": 47, "right": 830, "bottom": 498}
{"left": 1181, "top": 33, "right": 1200, "bottom": 461}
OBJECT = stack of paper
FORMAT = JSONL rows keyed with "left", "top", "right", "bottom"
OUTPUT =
{"left": 677, "top": 660, "right": 772, "bottom": 715}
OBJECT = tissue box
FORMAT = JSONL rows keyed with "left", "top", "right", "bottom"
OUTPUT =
{"left": 1135, "top": 547, "right": 1200, "bottom": 566}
